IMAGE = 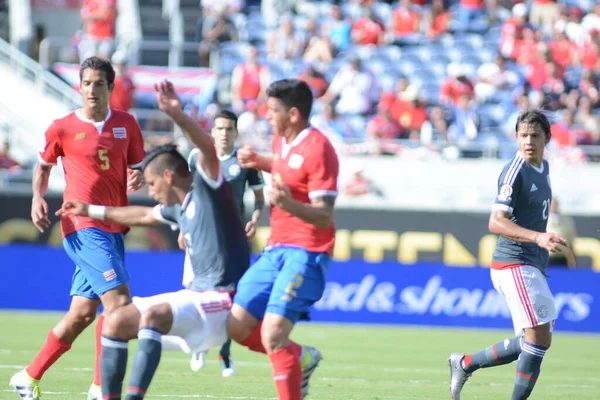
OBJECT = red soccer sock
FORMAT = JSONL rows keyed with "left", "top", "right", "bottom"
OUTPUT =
{"left": 26, "top": 330, "right": 72, "bottom": 380}
{"left": 269, "top": 344, "right": 302, "bottom": 400}
{"left": 240, "top": 322, "right": 267, "bottom": 354}
{"left": 93, "top": 315, "right": 105, "bottom": 386}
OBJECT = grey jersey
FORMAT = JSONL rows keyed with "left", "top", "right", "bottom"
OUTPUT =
{"left": 153, "top": 166, "right": 250, "bottom": 291}
{"left": 491, "top": 152, "right": 552, "bottom": 271}
{"left": 189, "top": 148, "right": 264, "bottom": 216}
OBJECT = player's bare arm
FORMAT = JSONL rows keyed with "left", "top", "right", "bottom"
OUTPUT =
{"left": 489, "top": 210, "right": 567, "bottom": 253}
{"left": 246, "top": 189, "right": 265, "bottom": 241}
{"left": 154, "top": 80, "right": 220, "bottom": 180}
{"left": 56, "top": 199, "right": 161, "bottom": 227}
{"left": 269, "top": 183, "right": 335, "bottom": 229}
{"left": 31, "top": 163, "right": 52, "bottom": 232}
{"left": 237, "top": 145, "right": 273, "bottom": 172}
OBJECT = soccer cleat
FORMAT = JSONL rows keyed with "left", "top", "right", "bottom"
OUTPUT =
{"left": 87, "top": 383, "right": 102, "bottom": 400}
{"left": 190, "top": 351, "right": 206, "bottom": 372}
{"left": 219, "top": 355, "right": 235, "bottom": 377}
{"left": 448, "top": 353, "right": 471, "bottom": 400}
{"left": 300, "top": 346, "right": 323, "bottom": 399}
{"left": 9, "top": 369, "right": 41, "bottom": 400}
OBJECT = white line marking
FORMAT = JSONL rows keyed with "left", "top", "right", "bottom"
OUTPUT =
{"left": 1, "top": 389, "right": 275, "bottom": 399}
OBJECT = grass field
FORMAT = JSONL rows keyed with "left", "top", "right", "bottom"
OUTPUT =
{"left": 0, "top": 311, "right": 598, "bottom": 400}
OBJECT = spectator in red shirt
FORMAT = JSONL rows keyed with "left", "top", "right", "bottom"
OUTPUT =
{"left": 351, "top": 7, "right": 385, "bottom": 46}
{"left": 109, "top": 52, "right": 135, "bottom": 112}
{"left": 390, "top": 0, "right": 421, "bottom": 44}
{"left": 424, "top": 0, "right": 451, "bottom": 39}
{"left": 343, "top": 168, "right": 383, "bottom": 197}
{"left": 297, "top": 65, "right": 328, "bottom": 99}
{"left": 579, "top": 34, "right": 600, "bottom": 72}
{"left": 548, "top": 28, "right": 577, "bottom": 75}
{"left": 551, "top": 109, "right": 581, "bottom": 147}
{"left": 366, "top": 103, "right": 404, "bottom": 141}
{"left": 440, "top": 63, "right": 475, "bottom": 106}
{"left": 0, "top": 140, "right": 20, "bottom": 170}
{"left": 79, "top": 0, "right": 117, "bottom": 61}
{"left": 230, "top": 45, "right": 270, "bottom": 114}
{"left": 500, "top": 4, "right": 528, "bottom": 60}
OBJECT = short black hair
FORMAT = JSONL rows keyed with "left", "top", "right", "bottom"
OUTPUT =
{"left": 266, "top": 79, "right": 313, "bottom": 120}
{"left": 214, "top": 109, "right": 238, "bottom": 126}
{"left": 515, "top": 109, "right": 551, "bottom": 141}
{"left": 79, "top": 56, "right": 116, "bottom": 86}
{"left": 142, "top": 144, "right": 191, "bottom": 177}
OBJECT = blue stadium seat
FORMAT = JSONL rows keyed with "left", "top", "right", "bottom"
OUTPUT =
{"left": 372, "top": 2, "right": 392, "bottom": 26}
{"left": 341, "top": 2, "right": 362, "bottom": 20}
{"left": 218, "top": 42, "right": 249, "bottom": 75}
{"left": 378, "top": 73, "right": 398, "bottom": 92}
{"left": 343, "top": 115, "right": 368, "bottom": 139}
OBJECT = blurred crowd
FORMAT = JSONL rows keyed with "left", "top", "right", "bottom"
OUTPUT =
{"left": 4, "top": 0, "right": 600, "bottom": 165}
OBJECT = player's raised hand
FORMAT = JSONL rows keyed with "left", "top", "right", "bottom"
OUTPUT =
{"left": 31, "top": 196, "right": 51, "bottom": 233}
{"left": 535, "top": 232, "right": 568, "bottom": 253}
{"left": 237, "top": 145, "right": 258, "bottom": 169}
{"left": 127, "top": 169, "right": 145, "bottom": 192}
{"left": 55, "top": 200, "right": 89, "bottom": 218}
{"left": 154, "top": 80, "right": 182, "bottom": 117}
{"left": 269, "top": 182, "right": 293, "bottom": 211}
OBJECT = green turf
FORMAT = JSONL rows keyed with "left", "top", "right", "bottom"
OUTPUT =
{"left": 0, "top": 311, "right": 598, "bottom": 399}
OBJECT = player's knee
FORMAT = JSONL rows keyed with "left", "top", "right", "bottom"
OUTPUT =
{"left": 66, "top": 306, "right": 97, "bottom": 331}
{"left": 260, "top": 322, "right": 287, "bottom": 353}
{"left": 103, "top": 308, "right": 128, "bottom": 337}
{"left": 140, "top": 304, "right": 173, "bottom": 334}
{"left": 226, "top": 306, "right": 258, "bottom": 343}
{"left": 102, "top": 294, "right": 131, "bottom": 314}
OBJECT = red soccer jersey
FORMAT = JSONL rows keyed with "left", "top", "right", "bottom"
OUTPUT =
{"left": 39, "top": 109, "right": 146, "bottom": 238}
{"left": 268, "top": 128, "right": 339, "bottom": 255}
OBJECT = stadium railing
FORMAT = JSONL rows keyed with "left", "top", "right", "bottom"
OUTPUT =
{"left": 0, "top": 37, "right": 81, "bottom": 109}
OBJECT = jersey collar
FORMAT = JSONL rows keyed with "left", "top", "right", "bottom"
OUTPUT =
{"left": 282, "top": 127, "right": 311, "bottom": 147}
{"left": 75, "top": 108, "right": 112, "bottom": 133}
{"left": 217, "top": 149, "right": 236, "bottom": 161}
{"left": 516, "top": 151, "right": 544, "bottom": 173}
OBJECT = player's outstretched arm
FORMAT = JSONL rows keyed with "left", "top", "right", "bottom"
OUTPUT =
{"left": 154, "top": 80, "right": 220, "bottom": 181}
{"left": 489, "top": 210, "right": 567, "bottom": 253}
{"left": 56, "top": 200, "right": 161, "bottom": 227}
{"left": 237, "top": 145, "right": 273, "bottom": 172}
{"left": 31, "top": 163, "right": 52, "bottom": 233}
{"left": 269, "top": 183, "right": 335, "bottom": 229}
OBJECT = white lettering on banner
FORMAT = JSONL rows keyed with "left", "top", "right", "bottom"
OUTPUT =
{"left": 315, "top": 275, "right": 593, "bottom": 322}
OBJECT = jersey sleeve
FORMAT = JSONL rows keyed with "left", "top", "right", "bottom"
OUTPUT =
{"left": 127, "top": 119, "right": 146, "bottom": 169}
{"left": 187, "top": 148, "right": 199, "bottom": 174}
{"left": 306, "top": 139, "right": 339, "bottom": 200}
{"left": 492, "top": 163, "right": 522, "bottom": 214}
{"left": 39, "top": 120, "right": 63, "bottom": 165}
{"left": 247, "top": 168, "right": 264, "bottom": 190}
{"left": 152, "top": 204, "right": 179, "bottom": 229}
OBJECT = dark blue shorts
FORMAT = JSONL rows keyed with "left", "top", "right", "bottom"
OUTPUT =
{"left": 234, "top": 246, "right": 330, "bottom": 324}
{"left": 63, "top": 228, "right": 129, "bottom": 300}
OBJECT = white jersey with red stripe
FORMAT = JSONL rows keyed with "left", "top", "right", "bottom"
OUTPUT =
{"left": 490, "top": 265, "right": 557, "bottom": 335}
{"left": 132, "top": 290, "right": 231, "bottom": 354}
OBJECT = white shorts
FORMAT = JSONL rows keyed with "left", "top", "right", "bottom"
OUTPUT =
{"left": 491, "top": 265, "right": 557, "bottom": 336}
{"left": 132, "top": 290, "right": 231, "bottom": 354}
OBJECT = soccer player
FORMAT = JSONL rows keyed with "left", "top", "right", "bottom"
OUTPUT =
{"left": 448, "top": 109, "right": 567, "bottom": 400}
{"left": 231, "top": 79, "right": 339, "bottom": 400}
{"left": 9, "top": 57, "right": 146, "bottom": 400}
{"left": 185, "top": 109, "right": 265, "bottom": 376}
{"left": 56, "top": 80, "right": 250, "bottom": 400}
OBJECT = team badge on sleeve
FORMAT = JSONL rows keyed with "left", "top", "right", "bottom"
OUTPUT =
{"left": 498, "top": 184, "right": 513, "bottom": 201}
{"left": 113, "top": 127, "right": 127, "bottom": 139}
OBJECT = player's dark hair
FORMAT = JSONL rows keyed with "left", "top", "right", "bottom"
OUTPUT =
{"left": 266, "top": 79, "right": 313, "bottom": 120}
{"left": 79, "top": 56, "right": 116, "bottom": 86}
{"left": 143, "top": 144, "right": 191, "bottom": 177}
{"left": 214, "top": 109, "right": 238, "bottom": 127}
{"left": 515, "top": 109, "right": 551, "bottom": 141}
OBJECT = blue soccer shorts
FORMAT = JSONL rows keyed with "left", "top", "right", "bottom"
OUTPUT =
{"left": 63, "top": 228, "right": 129, "bottom": 300}
{"left": 234, "top": 245, "right": 330, "bottom": 324}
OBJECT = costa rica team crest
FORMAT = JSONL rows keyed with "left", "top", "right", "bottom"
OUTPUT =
{"left": 113, "top": 127, "right": 127, "bottom": 139}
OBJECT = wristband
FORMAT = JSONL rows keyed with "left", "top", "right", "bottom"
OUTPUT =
{"left": 88, "top": 205, "right": 106, "bottom": 220}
